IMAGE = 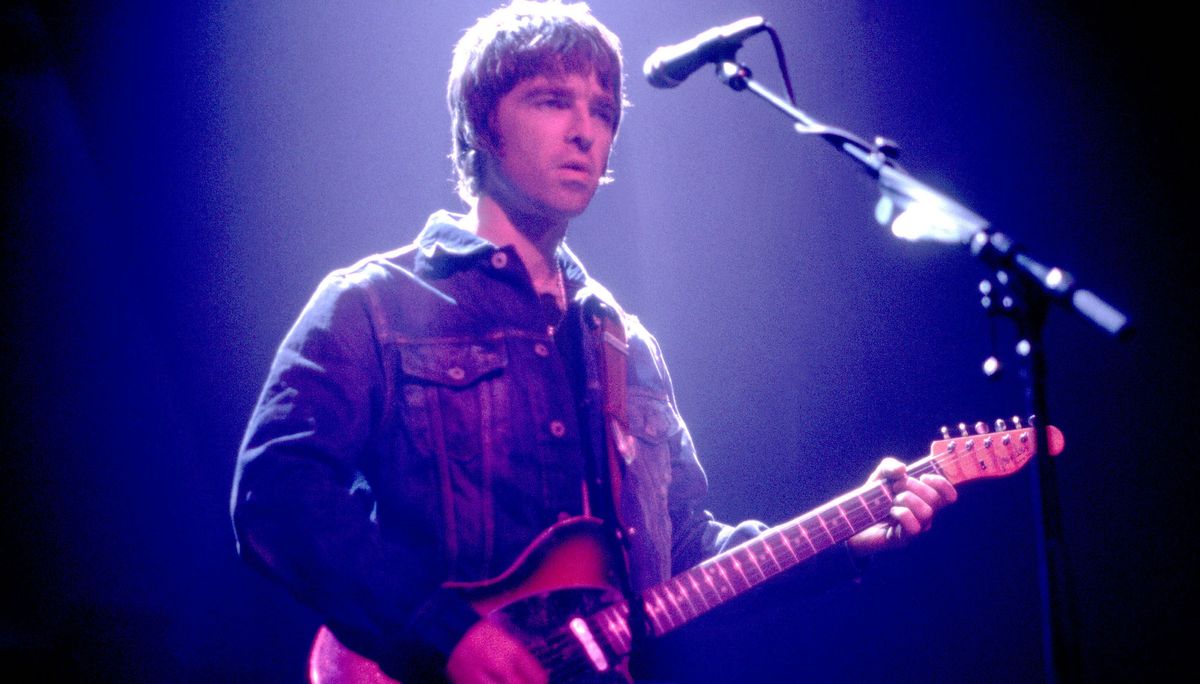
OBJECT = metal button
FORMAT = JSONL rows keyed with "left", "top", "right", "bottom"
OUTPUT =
{"left": 491, "top": 251, "right": 508, "bottom": 268}
{"left": 533, "top": 342, "right": 550, "bottom": 357}
{"left": 446, "top": 367, "right": 466, "bottom": 381}
{"left": 549, "top": 420, "right": 566, "bottom": 437}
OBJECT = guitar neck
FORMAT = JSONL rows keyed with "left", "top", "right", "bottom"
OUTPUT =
{"left": 587, "top": 467, "right": 918, "bottom": 655}
{"left": 587, "top": 423, "right": 1060, "bottom": 658}
{"left": 652, "top": 475, "right": 909, "bottom": 636}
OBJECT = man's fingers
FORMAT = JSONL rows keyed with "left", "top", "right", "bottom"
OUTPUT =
{"left": 892, "top": 499, "right": 924, "bottom": 532}
{"left": 920, "top": 473, "right": 958, "bottom": 505}
{"left": 872, "top": 456, "right": 907, "bottom": 483}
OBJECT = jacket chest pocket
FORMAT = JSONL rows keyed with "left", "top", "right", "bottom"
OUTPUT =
{"left": 622, "top": 392, "right": 683, "bottom": 582}
{"left": 395, "top": 339, "right": 511, "bottom": 463}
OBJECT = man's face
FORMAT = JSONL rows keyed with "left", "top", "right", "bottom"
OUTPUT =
{"left": 482, "top": 70, "right": 617, "bottom": 223}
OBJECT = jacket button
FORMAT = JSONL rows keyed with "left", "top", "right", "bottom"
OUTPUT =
{"left": 533, "top": 342, "right": 550, "bottom": 357}
{"left": 446, "top": 367, "right": 466, "bottom": 381}
{"left": 549, "top": 420, "right": 566, "bottom": 437}
{"left": 491, "top": 251, "right": 508, "bottom": 268}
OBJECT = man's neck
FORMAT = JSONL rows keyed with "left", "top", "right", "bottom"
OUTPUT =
{"left": 467, "top": 195, "right": 567, "bottom": 297}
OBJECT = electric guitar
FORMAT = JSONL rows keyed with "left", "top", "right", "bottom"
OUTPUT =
{"left": 309, "top": 420, "right": 1066, "bottom": 683}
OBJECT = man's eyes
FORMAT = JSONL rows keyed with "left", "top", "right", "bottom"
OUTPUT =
{"left": 536, "top": 96, "right": 570, "bottom": 109}
{"left": 531, "top": 95, "right": 616, "bottom": 125}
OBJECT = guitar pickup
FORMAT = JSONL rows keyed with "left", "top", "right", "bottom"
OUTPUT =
{"left": 568, "top": 617, "right": 611, "bottom": 673}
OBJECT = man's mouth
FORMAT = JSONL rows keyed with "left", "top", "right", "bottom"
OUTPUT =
{"left": 560, "top": 160, "right": 592, "bottom": 175}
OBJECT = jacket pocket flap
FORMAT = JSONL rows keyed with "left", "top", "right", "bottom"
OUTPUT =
{"left": 627, "top": 393, "right": 681, "bottom": 444}
{"left": 400, "top": 340, "right": 508, "bottom": 387}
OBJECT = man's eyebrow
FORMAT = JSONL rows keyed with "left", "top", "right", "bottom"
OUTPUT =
{"left": 520, "top": 84, "right": 572, "bottom": 99}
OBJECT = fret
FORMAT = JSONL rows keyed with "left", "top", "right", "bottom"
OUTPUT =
{"left": 613, "top": 603, "right": 633, "bottom": 650}
{"left": 658, "top": 584, "right": 688, "bottom": 627}
{"left": 667, "top": 578, "right": 699, "bottom": 621}
{"left": 819, "top": 507, "right": 852, "bottom": 542}
{"left": 751, "top": 539, "right": 783, "bottom": 578}
{"left": 684, "top": 568, "right": 715, "bottom": 611}
{"left": 808, "top": 513, "right": 836, "bottom": 549}
{"left": 843, "top": 496, "right": 876, "bottom": 531}
{"left": 774, "top": 527, "right": 801, "bottom": 564}
{"left": 735, "top": 546, "right": 766, "bottom": 585}
{"left": 791, "top": 521, "right": 819, "bottom": 557}
{"left": 910, "top": 455, "right": 940, "bottom": 479}
{"left": 643, "top": 590, "right": 669, "bottom": 635}
{"left": 598, "top": 606, "right": 629, "bottom": 655}
{"left": 710, "top": 559, "right": 737, "bottom": 599}
{"left": 764, "top": 532, "right": 797, "bottom": 570}
{"left": 872, "top": 483, "right": 894, "bottom": 508}
{"left": 693, "top": 565, "right": 722, "bottom": 607}
{"left": 725, "top": 554, "right": 754, "bottom": 592}
{"left": 835, "top": 501, "right": 856, "bottom": 533}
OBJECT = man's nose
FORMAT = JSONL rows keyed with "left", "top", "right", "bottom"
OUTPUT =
{"left": 567, "top": 105, "right": 594, "bottom": 153}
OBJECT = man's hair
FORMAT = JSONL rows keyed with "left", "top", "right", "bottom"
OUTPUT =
{"left": 448, "top": 0, "right": 625, "bottom": 202}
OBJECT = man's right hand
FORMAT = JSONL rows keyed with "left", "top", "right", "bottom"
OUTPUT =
{"left": 446, "top": 618, "right": 548, "bottom": 684}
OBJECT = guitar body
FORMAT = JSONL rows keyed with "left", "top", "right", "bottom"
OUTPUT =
{"left": 310, "top": 517, "right": 632, "bottom": 684}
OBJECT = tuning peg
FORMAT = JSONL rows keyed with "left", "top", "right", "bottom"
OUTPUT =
{"left": 1012, "top": 416, "right": 1023, "bottom": 428}
{"left": 994, "top": 418, "right": 1008, "bottom": 431}
{"left": 940, "top": 426, "right": 950, "bottom": 439}
{"left": 1028, "top": 415, "right": 1037, "bottom": 426}
{"left": 958, "top": 423, "right": 969, "bottom": 437}
{"left": 974, "top": 421, "right": 988, "bottom": 435}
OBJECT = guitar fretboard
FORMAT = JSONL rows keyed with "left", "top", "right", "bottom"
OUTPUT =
{"left": 588, "top": 458, "right": 947, "bottom": 657}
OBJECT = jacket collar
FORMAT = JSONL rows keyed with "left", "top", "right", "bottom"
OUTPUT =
{"left": 413, "top": 210, "right": 591, "bottom": 292}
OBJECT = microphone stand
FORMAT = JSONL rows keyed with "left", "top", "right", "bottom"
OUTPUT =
{"left": 712, "top": 59, "right": 1133, "bottom": 684}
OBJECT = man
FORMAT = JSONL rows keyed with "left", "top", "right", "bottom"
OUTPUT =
{"left": 231, "top": 2, "right": 957, "bottom": 682}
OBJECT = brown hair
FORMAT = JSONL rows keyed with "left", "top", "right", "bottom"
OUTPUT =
{"left": 448, "top": 1, "right": 625, "bottom": 202}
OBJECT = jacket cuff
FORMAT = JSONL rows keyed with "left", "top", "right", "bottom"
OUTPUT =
{"left": 381, "top": 588, "right": 480, "bottom": 681}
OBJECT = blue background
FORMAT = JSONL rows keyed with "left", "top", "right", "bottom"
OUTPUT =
{"left": 2, "top": 1, "right": 1192, "bottom": 681}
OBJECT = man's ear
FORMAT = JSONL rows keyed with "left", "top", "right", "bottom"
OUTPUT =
{"left": 478, "top": 109, "right": 502, "bottom": 155}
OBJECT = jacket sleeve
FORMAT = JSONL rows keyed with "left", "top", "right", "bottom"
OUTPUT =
{"left": 230, "top": 271, "right": 477, "bottom": 681}
{"left": 638, "top": 327, "right": 865, "bottom": 593}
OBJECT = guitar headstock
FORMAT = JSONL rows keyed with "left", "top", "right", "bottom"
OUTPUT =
{"left": 929, "top": 417, "right": 1065, "bottom": 485}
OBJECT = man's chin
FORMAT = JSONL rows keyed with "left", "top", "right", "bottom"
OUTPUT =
{"left": 537, "top": 189, "right": 597, "bottom": 221}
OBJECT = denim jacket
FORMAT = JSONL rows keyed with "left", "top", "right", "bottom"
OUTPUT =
{"left": 232, "top": 211, "right": 855, "bottom": 680}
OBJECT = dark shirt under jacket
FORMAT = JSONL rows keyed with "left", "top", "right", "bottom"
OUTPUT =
{"left": 231, "top": 211, "right": 858, "bottom": 680}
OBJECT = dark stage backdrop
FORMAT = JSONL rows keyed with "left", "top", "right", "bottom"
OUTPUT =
{"left": 2, "top": 1, "right": 1192, "bottom": 681}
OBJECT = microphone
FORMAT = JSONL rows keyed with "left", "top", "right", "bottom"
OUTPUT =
{"left": 643, "top": 17, "right": 768, "bottom": 89}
